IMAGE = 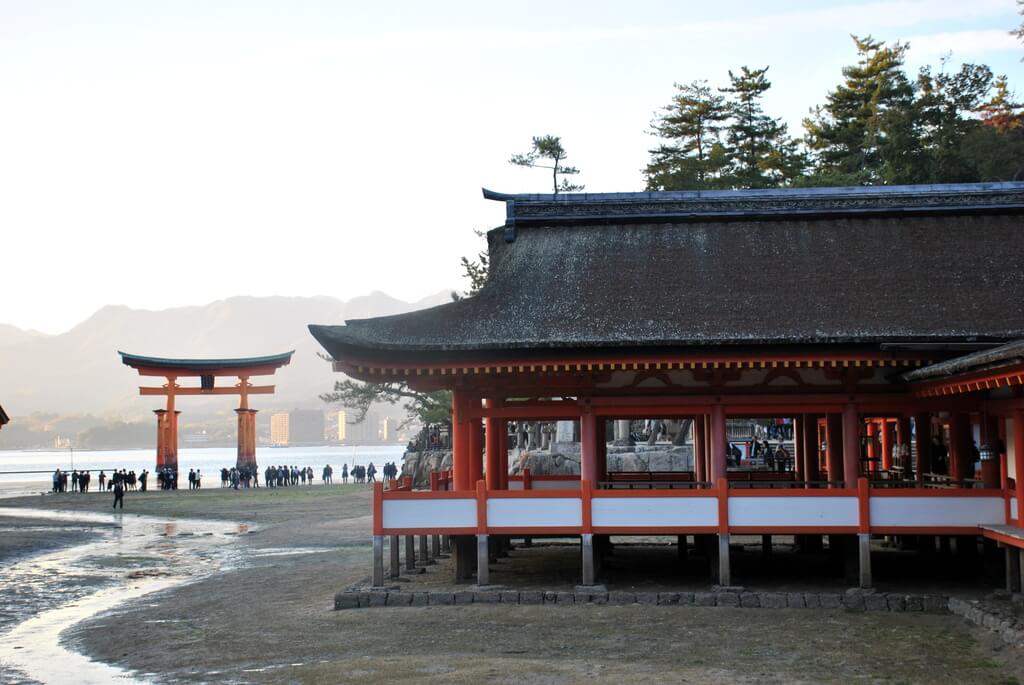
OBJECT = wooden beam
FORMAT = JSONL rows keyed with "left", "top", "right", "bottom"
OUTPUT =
{"left": 139, "top": 385, "right": 275, "bottom": 396}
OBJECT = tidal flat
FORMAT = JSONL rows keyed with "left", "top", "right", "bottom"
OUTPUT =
{"left": 1, "top": 485, "right": 1023, "bottom": 684}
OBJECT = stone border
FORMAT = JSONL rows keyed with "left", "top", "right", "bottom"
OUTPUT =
{"left": 948, "top": 597, "right": 1024, "bottom": 647}
{"left": 335, "top": 588, "right": 949, "bottom": 612}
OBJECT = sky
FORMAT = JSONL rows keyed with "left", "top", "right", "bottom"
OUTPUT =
{"left": 1, "top": 0, "right": 1022, "bottom": 335}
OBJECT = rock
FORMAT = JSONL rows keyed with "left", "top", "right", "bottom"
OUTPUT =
{"left": 886, "top": 594, "right": 907, "bottom": 612}
{"left": 786, "top": 593, "right": 806, "bottom": 609}
{"left": 609, "top": 591, "right": 637, "bottom": 605}
{"left": 428, "top": 592, "right": 454, "bottom": 605}
{"left": 803, "top": 593, "right": 821, "bottom": 609}
{"left": 410, "top": 592, "right": 428, "bottom": 606}
{"left": 819, "top": 593, "right": 842, "bottom": 609}
{"left": 864, "top": 594, "right": 888, "bottom": 611}
{"left": 677, "top": 592, "right": 695, "bottom": 606}
{"left": 474, "top": 591, "right": 500, "bottom": 604}
{"left": 717, "top": 592, "right": 740, "bottom": 607}
{"left": 334, "top": 592, "right": 360, "bottom": 610}
{"left": 694, "top": 592, "right": 716, "bottom": 607}
{"left": 519, "top": 591, "right": 543, "bottom": 605}
{"left": 739, "top": 593, "right": 760, "bottom": 608}
{"left": 906, "top": 595, "right": 924, "bottom": 612}
{"left": 657, "top": 592, "right": 680, "bottom": 605}
{"left": 556, "top": 591, "right": 575, "bottom": 604}
{"left": 387, "top": 592, "right": 412, "bottom": 606}
{"left": 636, "top": 593, "right": 658, "bottom": 605}
{"left": 454, "top": 591, "right": 474, "bottom": 605}
{"left": 367, "top": 592, "right": 388, "bottom": 608}
{"left": 923, "top": 595, "right": 949, "bottom": 613}
{"left": 499, "top": 591, "right": 520, "bottom": 604}
{"left": 761, "top": 593, "right": 787, "bottom": 609}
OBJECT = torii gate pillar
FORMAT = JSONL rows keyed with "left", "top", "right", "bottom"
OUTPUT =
{"left": 236, "top": 408, "right": 258, "bottom": 470}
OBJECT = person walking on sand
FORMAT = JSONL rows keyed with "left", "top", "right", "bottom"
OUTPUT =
{"left": 112, "top": 479, "right": 125, "bottom": 509}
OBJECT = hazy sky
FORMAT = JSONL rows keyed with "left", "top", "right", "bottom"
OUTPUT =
{"left": 2, "top": 0, "right": 1022, "bottom": 334}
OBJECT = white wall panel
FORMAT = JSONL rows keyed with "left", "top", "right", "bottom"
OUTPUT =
{"left": 870, "top": 497, "right": 1004, "bottom": 527}
{"left": 487, "top": 497, "right": 582, "bottom": 527}
{"left": 382, "top": 499, "right": 476, "bottom": 529}
{"left": 591, "top": 497, "right": 718, "bottom": 527}
{"left": 729, "top": 497, "right": 858, "bottom": 527}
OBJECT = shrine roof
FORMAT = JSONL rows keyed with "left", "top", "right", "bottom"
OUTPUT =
{"left": 0, "top": 403, "right": 8, "bottom": 428}
{"left": 119, "top": 351, "right": 294, "bottom": 373}
{"left": 309, "top": 182, "right": 1024, "bottom": 363}
{"left": 901, "top": 339, "right": 1024, "bottom": 383}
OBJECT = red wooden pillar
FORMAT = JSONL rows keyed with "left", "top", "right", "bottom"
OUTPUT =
{"left": 825, "top": 413, "right": 843, "bottom": 487}
{"left": 913, "top": 413, "right": 931, "bottom": 482}
{"left": 842, "top": 402, "right": 861, "bottom": 486}
{"left": 235, "top": 409, "right": 257, "bottom": 470}
{"left": 452, "top": 389, "right": 471, "bottom": 491}
{"left": 1014, "top": 410, "right": 1024, "bottom": 526}
{"left": 866, "top": 419, "right": 878, "bottom": 473}
{"left": 694, "top": 414, "right": 707, "bottom": 484}
{"left": 793, "top": 415, "right": 805, "bottom": 480}
{"left": 498, "top": 420, "right": 509, "bottom": 490}
{"left": 153, "top": 409, "right": 167, "bottom": 470}
{"left": 469, "top": 410, "right": 484, "bottom": 487}
{"left": 484, "top": 400, "right": 502, "bottom": 490}
{"left": 710, "top": 403, "right": 727, "bottom": 483}
{"left": 880, "top": 419, "right": 893, "bottom": 471}
{"left": 949, "top": 413, "right": 973, "bottom": 483}
{"left": 801, "top": 414, "right": 820, "bottom": 484}
{"left": 166, "top": 410, "right": 180, "bottom": 473}
{"left": 580, "top": 411, "right": 600, "bottom": 485}
{"left": 896, "top": 416, "right": 912, "bottom": 472}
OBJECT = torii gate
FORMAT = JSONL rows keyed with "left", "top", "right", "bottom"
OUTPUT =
{"left": 119, "top": 352, "right": 293, "bottom": 472}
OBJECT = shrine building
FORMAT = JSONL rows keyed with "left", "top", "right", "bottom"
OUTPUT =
{"left": 310, "top": 182, "right": 1024, "bottom": 589}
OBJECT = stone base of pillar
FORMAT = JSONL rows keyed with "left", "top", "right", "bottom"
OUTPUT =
{"left": 372, "top": 536, "right": 384, "bottom": 587}
{"left": 1008, "top": 547, "right": 1022, "bottom": 593}
{"left": 761, "top": 534, "right": 773, "bottom": 560}
{"left": 677, "top": 535, "right": 688, "bottom": 562}
{"left": 858, "top": 533, "right": 872, "bottom": 589}
{"left": 452, "top": 535, "right": 476, "bottom": 581}
{"left": 389, "top": 535, "right": 400, "bottom": 578}
{"left": 418, "top": 535, "right": 432, "bottom": 565}
{"left": 405, "top": 535, "right": 416, "bottom": 572}
{"left": 431, "top": 534, "right": 441, "bottom": 558}
{"left": 477, "top": 534, "right": 490, "bottom": 585}
{"left": 717, "top": 534, "right": 731, "bottom": 586}
{"left": 581, "top": 533, "right": 595, "bottom": 585}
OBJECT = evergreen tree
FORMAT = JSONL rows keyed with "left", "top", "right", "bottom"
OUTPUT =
{"left": 719, "top": 66, "right": 804, "bottom": 188}
{"left": 803, "top": 36, "right": 916, "bottom": 185}
{"left": 509, "top": 135, "right": 584, "bottom": 194}
{"left": 644, "top": 80, "right": 730, "bottom": 190}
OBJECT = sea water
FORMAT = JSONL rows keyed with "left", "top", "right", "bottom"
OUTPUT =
{"left": 0, "top": 445, "right": 407, "bottom": 484}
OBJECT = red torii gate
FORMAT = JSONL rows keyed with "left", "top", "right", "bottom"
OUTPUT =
{"left": 119, "top": 352, "right": 293, "bottom": 472}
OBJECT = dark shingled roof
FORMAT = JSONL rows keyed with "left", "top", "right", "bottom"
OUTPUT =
{"left": 901, "top": 339, "right": 1024, "bottom": 383}
{"left": 0, "top": 403, "right": 8, "bottom": 428}
{"left": 119, "top": 351, "right": 294, "bottom": 371}
{"left": 310, "top": 183, "right": 1024, "bottom": 361}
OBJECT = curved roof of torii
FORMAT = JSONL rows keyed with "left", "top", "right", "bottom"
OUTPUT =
{"left": 310, "top": 182, "right": 1024, "bottom": 364}
{"left": 119, "top": 351, "right": 294, "bottom": 374}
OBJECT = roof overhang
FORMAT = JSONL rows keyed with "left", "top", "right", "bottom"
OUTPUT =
{"left": 119, "top": 351, "right": 294, "bottom": 377}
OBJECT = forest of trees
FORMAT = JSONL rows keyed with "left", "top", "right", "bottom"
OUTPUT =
{"left": 645, "top": 35, "right": 1024, "bottom": 191}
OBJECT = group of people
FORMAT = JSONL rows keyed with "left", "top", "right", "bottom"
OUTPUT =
{"left": 749, "top": 440, "right": 792, "bottom": 471}
{"left": 52, "top": 468, "right": 149, "bottom": 493}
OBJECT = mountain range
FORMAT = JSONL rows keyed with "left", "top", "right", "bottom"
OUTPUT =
{"left": 0, "top": 291, "right": 452, "bottom": 418}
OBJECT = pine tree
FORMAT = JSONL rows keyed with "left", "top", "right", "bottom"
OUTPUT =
{"left": 509, "top": 135, "right": 584, "bottom": 194}
{"left": 644, "top": 80, "right": 730, "bottom": 190}
{"left": 719, "top": 66, "right": 804, "bottom": 188}
{"left": 803, "top": 36, "right": 916, "bottom": 185}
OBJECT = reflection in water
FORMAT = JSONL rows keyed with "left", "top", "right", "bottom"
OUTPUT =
{"left": 0, "top": 508, "right": 247, "bottom": 685}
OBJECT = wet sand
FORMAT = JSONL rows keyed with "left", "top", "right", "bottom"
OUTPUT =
{"left": 1, "top": 485, "right": 1023, "bottom": 683}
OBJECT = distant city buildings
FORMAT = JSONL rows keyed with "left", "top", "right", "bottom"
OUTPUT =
{"left": 270, "top": 412, "right": 289, "bottom": 445}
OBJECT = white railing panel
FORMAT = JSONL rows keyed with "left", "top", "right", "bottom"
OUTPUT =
{"left": 592, "top": 497, "right": 718, "bottom": 527}
{"left": 1013, "top": 497, "right": 1018, "bottom": 521}
{"left": 487, "top": 497, "right": 582, "bottom": 527}
{"left": 729, "top": 496, "right": 858, "bottom": 527}
{"left": 382, "top": 498, "right": 476, "bottom": 529}
{"left": 870, "top": 497, "right": 1004, "bottom": 527}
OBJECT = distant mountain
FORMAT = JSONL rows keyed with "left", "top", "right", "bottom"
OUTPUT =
{"left": 0, "top": 324, "right": 48, "bottom": 349}
{"left": 0, "top": 291, "right": 451, "bottom": 417}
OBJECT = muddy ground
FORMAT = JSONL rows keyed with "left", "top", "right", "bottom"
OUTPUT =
{"left": 2, "top": 485, "right": 1024, "bottom": 684}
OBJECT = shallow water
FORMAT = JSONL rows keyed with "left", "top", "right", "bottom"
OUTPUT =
{"left": 0, "top": 508, "right": 250, "bottom": 684}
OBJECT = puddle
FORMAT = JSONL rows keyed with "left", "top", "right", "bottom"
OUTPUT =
{"left": 0, "top": 508, "right": 249, "bottom": 684}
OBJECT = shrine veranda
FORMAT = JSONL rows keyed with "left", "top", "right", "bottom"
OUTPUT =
{"left": 309, "top": 182, "right": 1024, "bottom": 589}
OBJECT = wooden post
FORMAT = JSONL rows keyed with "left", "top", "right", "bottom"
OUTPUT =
{"left": 914, "top": 413, "right": 931, "bottom": 482}
{"left": 1014, "top": 410, "right": 1024, "bottom": 526}
{"left": 485, "top": 400, "right": 502, "bottom": 490}
{"left": 580, "top": 412, "right": 600, "bottom": 485}
{"left": 981, "top": 413, "right": 1001, "bottom": 488}
{"left": 710, "top": 403, "right": 727, "bottom": 483}
{"left": 866, "top": 420, "right": 878, "bottom": 474}
{"left": 694, "top": 414, "right": 707, "bottom": 484}
{"left": 826, "top": 414, "right": 843, "bottom": 487}
{"left": 390, "top": 535, "right": 400, "bottom": 578}
{"left": 452, "top": 389, "right": 471, "bottom": 490}
{"left": 842, "top": 402, "right": 861, "bottom": 487}
{"left": 880, "top": 419, "right": 893, "bottom": 471}
{"left": 801, "top": 414, "right": 820, "bottom": 486}
{"left": 950, "top": 413, "right": 973, "bottom": 483}
{"left": 468, "top": 409, "right": 484, "bottom": 488}
{"left": 153, "top": 409, "right": 167, "bottom": 471}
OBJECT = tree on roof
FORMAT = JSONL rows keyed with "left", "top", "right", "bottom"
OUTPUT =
{"left": 510, "top": 135, "right": 584, "bottom": 194}
{"left": 644, "top": 80, "right": 730, "bottom": 191}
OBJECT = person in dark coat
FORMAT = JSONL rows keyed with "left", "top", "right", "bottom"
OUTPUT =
{"left": 112, "top": 479, "right": 125, "bottom": 509}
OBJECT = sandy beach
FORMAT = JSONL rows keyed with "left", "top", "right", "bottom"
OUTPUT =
{"left": 0, "top": 484, "right": 1020, "bottom": 683}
